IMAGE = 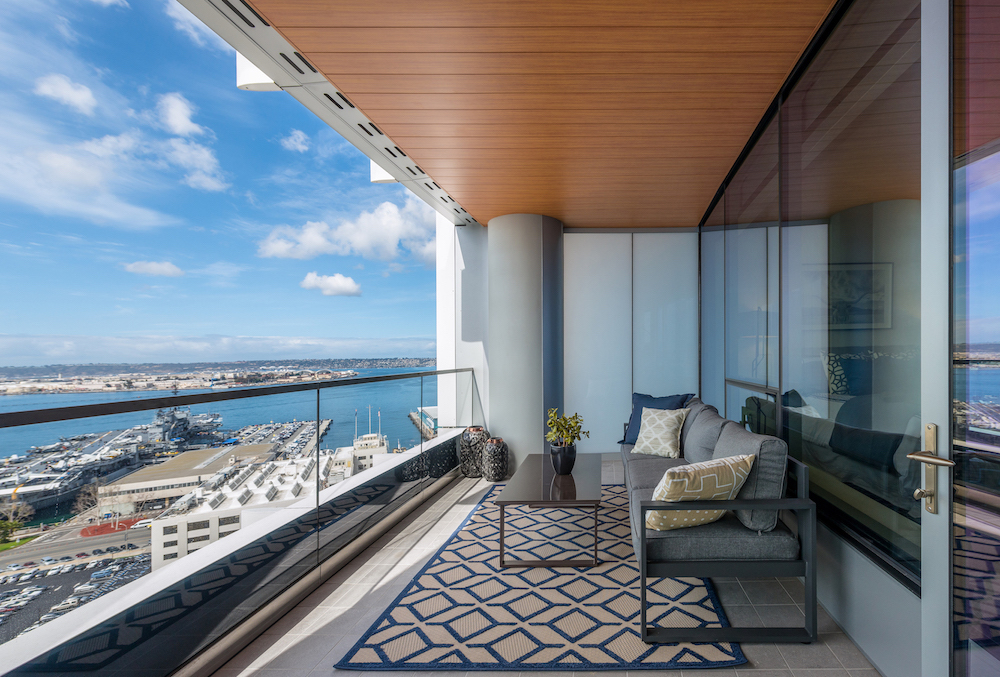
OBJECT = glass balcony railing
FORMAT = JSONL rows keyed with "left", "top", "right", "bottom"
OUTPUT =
{"left": 0, "top": 368, "right": 478, "bottom": 675}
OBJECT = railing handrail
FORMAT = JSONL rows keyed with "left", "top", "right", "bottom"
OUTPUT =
{"left": 0, "top": 367, "right": 472, "bottom": 429}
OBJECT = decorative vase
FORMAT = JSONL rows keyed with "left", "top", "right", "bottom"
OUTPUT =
{"left": 481, "top": 437, "right": 509, "bottom": 482}
{"left": 460, "top": 426, "right": 489, "bottom": 477}
{"left": 549, "top": 443, "right": 576, "bottom": 475}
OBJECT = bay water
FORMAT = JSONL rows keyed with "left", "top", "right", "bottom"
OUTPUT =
{"left": 0, "top": 368, "right": 442, "bottom": 459}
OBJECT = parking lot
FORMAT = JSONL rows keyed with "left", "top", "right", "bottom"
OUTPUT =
{"left": 0, "top": 554, "right": 151, "bottom": 644}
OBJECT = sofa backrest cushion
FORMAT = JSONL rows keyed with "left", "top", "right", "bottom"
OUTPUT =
{"left": 713, "top": 424, "right": 788, "bottom": 532}
{"left": 681, "top": 404, "right": 728, "bottom": 464}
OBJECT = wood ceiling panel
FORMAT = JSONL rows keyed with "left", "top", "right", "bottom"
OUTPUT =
{"left": 258, "top": 0, "right": 830, "bottom": 28}
{"left": 308, "top": 52, "right": 799, "bottom": 76}
{"left": 249, "top": 0, "right": 837, "bottom": 228}
{"left": 331, "top": 74, "right": 782, "bottom": 94}
{"left": 284, "top": 26, "right": 822, "bottom": 54}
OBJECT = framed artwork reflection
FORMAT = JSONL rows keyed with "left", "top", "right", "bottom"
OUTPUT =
{"left": 827, "top": 262, "right": 893, "bottom": 330}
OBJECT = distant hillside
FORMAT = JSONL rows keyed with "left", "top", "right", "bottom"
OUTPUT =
{"left": 0, "top": 358, "right": 436, "bottom": 380}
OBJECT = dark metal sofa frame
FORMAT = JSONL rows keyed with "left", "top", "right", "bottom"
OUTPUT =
{"left": 638, "top": 456, "right": 817, "bottom": 644}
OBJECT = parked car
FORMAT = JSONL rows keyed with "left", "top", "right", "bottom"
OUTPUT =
{"left": 90, "top": 570, "right": 112, "bottom": 581}
{"left": 50, "top": 599, "right": 80, "bottom": 612}
{"left": 45, "top": 569, "right": 61, "bottom": 577}
{"left": 75, "top": 553, "right": 88, "bottom": 559}
{"left": 91, "top": 549, "right": 104, "bottom": 556}
{"left": 59, "top": 556, "right": 72, "bottom": 562}
{"left": 22, "top": 561, "right": 35, "bottom": 567}
{"left": 40, "top": 557, "right": 56, "bottom": 565}
{"left": 6, "top": 563, "right": 23, "bottom": 571}
{"left": 73, "top": 584, "right": 97, "bottom": 594}
{"left": 105, "top": 546, "right": 119, "bottom": 553}
{"left": 125, "top": 543, "right": 138, "bottom": 550}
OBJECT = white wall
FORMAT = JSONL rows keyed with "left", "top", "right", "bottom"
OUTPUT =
{"left": 564, "top": 233, "right": 633, "bottom": 453}
{"left": 633, "top": 232, "right": 699, "bottom": 396}
{"left": 564, "top": 232, "right": 700, "bottom": 453}
{"left": 436, "top": 214, "right": 489, "bottom": 429}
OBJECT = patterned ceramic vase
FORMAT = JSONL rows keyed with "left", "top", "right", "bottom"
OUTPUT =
{"left": 460, "top": 426, "right": 489, "bottom": 477}
{"left": 481, "top": 437, "right": 509, "bottom": 482}
{"left": 549, "top": 444, "right": 576, "bottom": 475}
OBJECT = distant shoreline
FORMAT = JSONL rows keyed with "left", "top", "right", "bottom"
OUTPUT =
{"left": 0, "top": 357, "right": 436, "bottom": 381}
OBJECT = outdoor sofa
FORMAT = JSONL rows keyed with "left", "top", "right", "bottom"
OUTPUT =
{"left": 621, "top": 396, "right": 818, "bottom": 644}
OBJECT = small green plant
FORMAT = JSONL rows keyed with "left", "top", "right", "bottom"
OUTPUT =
{"left": 546, "top": 408, "right": 590, "bottom": 447}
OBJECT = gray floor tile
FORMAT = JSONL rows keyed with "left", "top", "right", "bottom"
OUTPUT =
{"left": 779, "top": 578, "right": 806, "bottom": 604}
{"left": 715, "top": 580, "right": 751, "bottom": 605}
{"left": 742, "top": 581, "right": 795, "bottom": 605}
{"left": 724, "top": 605, "right": 763, "bottom": 627}
{"left": 790, "top": 671, "right": 850, "bottom": 677}
{"left": 755, "top": 604, "right": 805, "bottom": 627}
{"left": 823, "top": 633, "right": 874, "bottom": 669}
{"left": 778, "top": 643, "right": 843, "bottom": 669}
{"left": 736, "top": 671, "right": 792, "bottom": 677}
{"left": 739, "top": 643, "right": 789, "bottom": 669}
{"left": 847, "top": 670, "right": 882, "bottom": 677}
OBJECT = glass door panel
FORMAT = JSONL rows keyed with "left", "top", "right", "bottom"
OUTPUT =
{"left": 952, "top": 1, "right": 1000, "bottom": 670}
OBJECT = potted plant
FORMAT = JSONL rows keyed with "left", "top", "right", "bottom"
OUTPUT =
{"left": 546, "top": 408, "right": 590, "bottom": 475}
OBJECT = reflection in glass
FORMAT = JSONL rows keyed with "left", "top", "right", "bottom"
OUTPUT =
{"left": 779, "top": 0, "right": 922, "bottom": 579}
{"left": 952, "top": 0, "right": 1000, "bottom": 673}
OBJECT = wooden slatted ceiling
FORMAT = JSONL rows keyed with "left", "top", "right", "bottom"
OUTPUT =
{"left": 249, "top": 0, "right": 837, "bottom": 228}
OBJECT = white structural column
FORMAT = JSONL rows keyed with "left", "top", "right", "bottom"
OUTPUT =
{"left": 487, "top": 214, "right": 563, "bottom": 469}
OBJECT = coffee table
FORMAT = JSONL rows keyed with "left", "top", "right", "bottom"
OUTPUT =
{"left": 494, "top": 453, "right": 602, "bottom": 568}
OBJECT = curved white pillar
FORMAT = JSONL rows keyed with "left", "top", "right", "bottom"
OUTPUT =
{"left": 487, "top": 214, "right": 563, "bottom": 470}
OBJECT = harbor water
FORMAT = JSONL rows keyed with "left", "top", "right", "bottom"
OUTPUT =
{"left": 0, "top": 368, "right": 439, "bottom": 460}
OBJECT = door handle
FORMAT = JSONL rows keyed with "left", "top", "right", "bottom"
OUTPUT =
{"left": 904, "top": 424, "right": 952, "bottom": 514}
{"left": 905, "top": 450, "right": 956, "bottom": 468}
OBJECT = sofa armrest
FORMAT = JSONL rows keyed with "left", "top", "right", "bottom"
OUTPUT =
{"left": 640, "top": 498, "right": 814, "bottom": 512}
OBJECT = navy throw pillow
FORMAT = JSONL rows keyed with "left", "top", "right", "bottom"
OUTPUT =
{"left": 620, "top": 392, "right": 694, "bottom": 445}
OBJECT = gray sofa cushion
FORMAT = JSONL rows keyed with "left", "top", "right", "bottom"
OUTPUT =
{"left": 621, "top": 449, "right": 687, "bottom": 490}
{"left": 681, "top": 405, "right": 729, "bottom": 464}
{"left": 713, "top": 424, "right": 788, "bottom": 532}
{"left": 629, "top": 487, "right": 799, "bottom": 561}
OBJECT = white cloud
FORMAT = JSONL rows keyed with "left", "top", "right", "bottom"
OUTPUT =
{"left": 280, "top": 129, "right": 310, "bottom": 153}
{"left": 124, "top": 260, "right": 184, "bottom": 276}
{"left": 157, "top": 93, "right": 204, "bottom": 136}
{"left": 33, "top": 74, "right": 97, "bottom": 115}
{"left": 164, "top": 138, "right": 228, "bottom": 191}
{"left": 0, "top": 334, "right": 434, "bottom": 366}
{"left": 88, "top": 0, "right": 129, "bottom": 6}
{"left": 164, "top": 0, "right": 233, "bottom": 52}
{"left": 300, "top": 271, "right": 362, "bottom": 297}
{"left": 258, "top": 195, "right": 436, "bottom": 262}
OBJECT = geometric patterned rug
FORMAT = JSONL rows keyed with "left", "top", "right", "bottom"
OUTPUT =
{"left": 335, "top": 484, "right": 746, "bottom": 670}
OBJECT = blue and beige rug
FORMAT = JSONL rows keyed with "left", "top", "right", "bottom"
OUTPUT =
{"left": 335, "top": 484, "right": 746, "bottom": 670}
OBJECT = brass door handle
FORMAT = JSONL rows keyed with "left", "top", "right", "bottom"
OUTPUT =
{"left": 907, "top": 424, "right": 951, "bottom": 514}
{"left": 906, "top": 451, "right": 956, "bottom": 467}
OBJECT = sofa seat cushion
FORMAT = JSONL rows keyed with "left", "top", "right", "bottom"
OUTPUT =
{"left": 621, "top": 450, "right": 688, "bottom": 490}
{"left": 713, "top": 424, "right": 788, "bottom": 532}
{"left": 629, "top": 487, "right": 799, "bottom": 562}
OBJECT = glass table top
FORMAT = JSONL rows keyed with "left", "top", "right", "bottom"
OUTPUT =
{"left": 495, "top": 453, "right": 602, "bottom": 505}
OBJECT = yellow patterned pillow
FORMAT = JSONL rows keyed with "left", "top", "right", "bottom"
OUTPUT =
{"left": 645, "top": 454, "right": 756, "bottom": 531}
{"left": 631, "top": 407, "right": 689, "bottom": 458}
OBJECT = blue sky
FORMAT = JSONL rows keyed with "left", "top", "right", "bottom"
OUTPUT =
{"left": 0, "top": 0, "right": 437, "bottom": 367}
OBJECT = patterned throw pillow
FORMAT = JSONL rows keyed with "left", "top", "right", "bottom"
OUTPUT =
{"left": 819, "top": 352, "right": 849, "bottom": 395}
{"left": 645, "top": 454, "right": 756, "bottom": 531}
{"left": 631, "top": 407, "right": 689, "bottom": 458}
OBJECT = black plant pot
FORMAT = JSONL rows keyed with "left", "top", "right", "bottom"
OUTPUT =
{"left": 549, "top": 443, "right": 577, "bottom": 475}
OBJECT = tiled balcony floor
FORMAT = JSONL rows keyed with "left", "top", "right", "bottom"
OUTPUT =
{"left": 214, "top": 455, "right": 880, "bottom": 677}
